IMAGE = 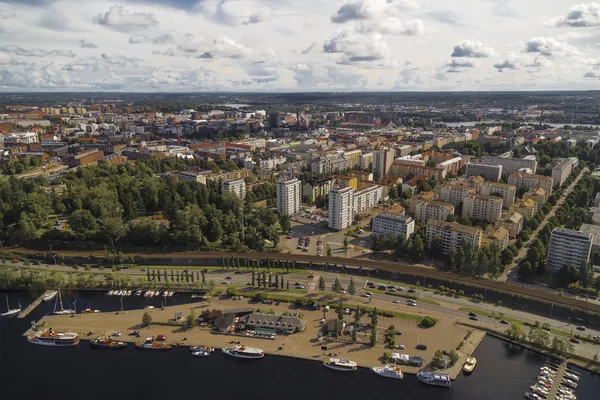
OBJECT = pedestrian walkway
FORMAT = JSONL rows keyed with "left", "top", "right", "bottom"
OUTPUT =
{"left": 546, "top": 360, "right": 567, "bottom": 400}
{"left": 18, "top": 290, "right": 54, "bottom": 319}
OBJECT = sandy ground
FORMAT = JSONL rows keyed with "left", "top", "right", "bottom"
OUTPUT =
{"left": 27, "top": 296, "right": 477, "bottom": 378}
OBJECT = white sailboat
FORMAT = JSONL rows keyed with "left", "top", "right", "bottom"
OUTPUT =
{"left": 53, "top": 289, "right": 75, "bottom": 315}
{"left": 1, "top": 294, "right": 21, "bottom": 317}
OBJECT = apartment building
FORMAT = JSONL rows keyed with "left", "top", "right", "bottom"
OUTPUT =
{"left": 222, "top": 179, "right": 246, "bottom": 199}
{"left": 552, "top": 157, "right": 578, "bottom": 187}
{"left": 407, "top": 191, "right": 436, "bottom": 215}
{"left": 510, "top": 198, "right": 538, "bottom": 219}
{"left": 438, "top": 182, "right": 476, "bottom": 206}
{"left": 372, "top": 213, "right": 415, "bottom": 239}
{"left": 508, "top": 172, "right": 554, "bottom": 194}
{"left": 523, "top": 188, "right": 550, "bottom": 205}
{"left": 425, "top": 219, "right": 482, "bottom": 255}
{"left": 302, "top": 180, "right": 332, "bottom": 202}
{"left": 359, "top": 152, "right": 373, "bottom": 170}
{"left": 462, "top": 193, "right": 503, "bottom": 223}
{"left": 481, "top": 182, "right": 516, "bottom": 208}
{"left": 482, "top": 226, "right": 509, "bottom": 250}
{"left": 354, "top": 185, "right": 384, "bottom": 213}
{"left": 481, "top": 155, "right": 538, "bottom": 174}
{"left": 328, "top": 186, "right": 355, "bottom": 230}
{"left": 415, "top": 201, "right": 455, "bottom": 223}
{"left": 373, "top": 148, "right": 395, "bottom": 178}
{"left": 276, "top": 178, "right": 301, "bottom": 215}
{"left": 546, "top": 228, "right": 592, "bottom": 273}
{"left": 465, "top": 163, "right": 502, "bottom": 182}
{"left": 495, "top": 211, "right": 524, "bottom": 239}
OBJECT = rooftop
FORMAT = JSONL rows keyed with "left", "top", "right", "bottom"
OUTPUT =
{"left": 426, "top": 219, "right": 482, "bottom": 235}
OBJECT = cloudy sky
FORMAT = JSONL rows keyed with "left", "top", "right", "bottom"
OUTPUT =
{"left": 0, "top": 0, "right": 599, "bottom": 91}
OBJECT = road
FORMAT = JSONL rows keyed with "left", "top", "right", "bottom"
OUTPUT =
{"left": 503, "top": 166, "right": 589, "bottom": 281}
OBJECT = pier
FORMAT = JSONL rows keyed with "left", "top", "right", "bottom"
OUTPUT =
{"left": 18, "top": 290, "right": 54, "bottom": 319}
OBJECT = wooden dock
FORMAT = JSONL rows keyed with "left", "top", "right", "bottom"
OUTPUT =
{"left": 546, "top": 360, "right": 567, "bottom": 400}
{"left": 18, "top": 290, "right": 54, "bottom": 319}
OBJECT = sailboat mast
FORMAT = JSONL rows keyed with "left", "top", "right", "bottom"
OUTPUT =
{"left": 58, "top": 288, "right": 64, "bottom": 311}
{"left": 5, "top": 294, "right": 8, "bottom": 311}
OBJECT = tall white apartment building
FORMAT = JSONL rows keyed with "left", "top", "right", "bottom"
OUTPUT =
{"left": 546, "top": 228, "right": 592, "bottom": 273}
{"left": 328, "top": 186, "right": 355, "bottom": 230}
{"left": 415, "top": 201, "right": 455, "bottom": 223}
{"left": 465, "top": 163, "right": 502, "bottom": 181}
{"left": 276, "top": 178, "right": 301, "bottom": 215}
{"left": 438, "top": 182, "right": 476, "bottom": 206}
{"left": 552, "top": 158, "right": 578, "bottom": 188}
{"left": 373, "top": 148, "right": 395, "bottom": 178}
{"left": 481, "top": 182, "right": 516, "bottom": 208}
{"left": 425, "top": 219, "right": 482, "bottom": 255}
{"left": 354, "top": 185, "right": 384, "bottom": 213}
{"left": 508, "top": 173, "right": 554, "bottom": 194}
{"left": 372, "top": 213, "right": 415, "bottom": 238}
{"left": 222, "top": 179, "right": 246, "bottom": 199}
{"left": 462, "top": 193, "right": 503, "bottom": 223}
{"left": 359, "top": 152, "right": 373, "bottom": 170}
{"left": 481, "top": 155, "right": 538, "bottom": 174}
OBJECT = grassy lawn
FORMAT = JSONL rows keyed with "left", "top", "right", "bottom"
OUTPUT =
{"left": 458, "top": 307, "right": 520, "bottom": 324}
{"left": 384, "top": 291, "right": 440, "bottom": 306}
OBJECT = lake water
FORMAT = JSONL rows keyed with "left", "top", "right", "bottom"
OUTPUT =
{"left": 445, "top": 121, "right": 600, "bottom": 129}
{"left": 0, "top": 290, "right": 597, "bottom": 399}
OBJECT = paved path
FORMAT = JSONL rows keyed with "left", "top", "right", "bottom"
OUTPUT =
{"left": 546, "top": 360, "right": 567, "bottom": 400}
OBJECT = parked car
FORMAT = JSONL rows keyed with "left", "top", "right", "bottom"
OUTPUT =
{"left": 395, "top": 344, "right": 405, "bottom": 350}
{"left": 500, "top": 320, "right": 509, "bottom": 324}
{"left": 393, "top": 299, "right": 400, "bottom": 304}
{"left": 416, "top": 344, "right": 428, "bottom": 350}
{"left": 395, "top": 330, "right": 402, "bottom": 335}
{"left": 361, "top": 294, "right": 371, "bottom": 298}
{"left": 225, "top": 276, "right": 232, "bottom": 280}
{"left": 469, "top": 316, "right": 478, "bottom": 321}
{"left": 297, "top": 285, "right": 305, "bottom": 289}
{"left": 396, "top": 287, "right": 404, "bottom": 291}
{"left": 294, "top": 282, "right": 302, "bottom": 286}
{"left": 408, "top": 289, "right": 416, "bottom": 293}
{"left": 569, "top": 338, "right": 581, "bottom": 344}
{"left": 468, "top": 312, "right": 477, "bottom": 317}
{"left": 156, "top": 335, "right": 167, "bottom": 341}
{"left": 365, "top": 291, "right": 373, "bottom": 295}
{"left": 222, "top": 281, "right": 230, "bottom": 284}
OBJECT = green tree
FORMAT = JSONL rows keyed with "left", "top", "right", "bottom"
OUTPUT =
{"left": 278, "top": 214, "right": 291, "bottom": 233}
{"left": 185, "top": 310, "right": 196, "bottom": 330}
{"left": 528, "top": 326, "right": 550, "bottom": 348}
{"left": 351, "top": 328, "right": 357, "bottom": 343}
{"left": 371, "top": 308, "right": 378, "bottom": 326}
{"left": 326, "top": 246, "right": 332, "bottom": 257}
{"left": 429, "top": 236, "right": 443, "bottom": 258}
{"left": 449, "top": 350, "right": 459, "bottom": 364}
{"left": 251, "top": 271, "right": 256, "bottom": 286}
{"left": 207, "top": 280, "right": 215, "bottom": 295}
{"left": 557, "top": 264, "right": 580, "bottom": 288}
{"left": 343, "top": 236, "right": 349, "bottom": 249}
{"left": 348, "top": 277, "right": 356, "bottom": 295}
{"left": 318, "top": 276, "right": 326, "bottom": 291}
{"left": 142, "top": 311, "right": 152, "bottom": 326}
{"left": 332, "top": 277, "right": 341, "bottom": 292}
{"left": 201, "top": 270, "right": 206, "bottom": 285}
{"left": 337, "top": 303, "right": 344, "bottom": 320}
{"left": 409, "top": 234, "right": 425, "bottom": 261}
{"left": 551, "top": 336, "right": 574, "bottom": 357}
{"left": 354, "top": 304, "right": 361, "bottom": 322}
{"left": 505, "top": 322, "right": 524, "bottom": 340}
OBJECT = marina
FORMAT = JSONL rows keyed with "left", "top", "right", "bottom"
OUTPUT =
{"left": 18, "top": 290, "right": 56, "bottom": 319}
{"left": 525, "top": 361, "right": 582, "bottom": 400}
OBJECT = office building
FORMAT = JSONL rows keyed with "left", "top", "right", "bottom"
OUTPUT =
{"left": 222, "top": 179, "right": 246, "bottom": 199}
{"left": 481, "top": 155, "right": 538, "bottom": 174}
{"left": 415, "top": 201, "right": 455, "bottom": 223}
{"left": 373, "top": 148, "right": 395, "bottom": 178}
{"left": 508, "top": 173, "right": 553, "bottom": 194}
{"left": 276, "top": 178, "right": 301, "bottom": 215}
{"left": 438, "top": 182, "right": 476, "bottom": 207}
{"left": 462, "top": 194, "right": 503, "bottom": 223}
{"left": 481, "top": 182, "right": 516, "bottom": 208}
{"left": 546, "top": 228, "right": 592, "bottom": 273}
{"left": 425, "top": 219, "right": 482, "bottom": 255}
{"left": 552, "top": 157, "right": 578, "bottom": 188}
{"left": 466, "top": 163, "right": 502, "bottom": 182}
{"left": 372, "top": 213, "right": 415, "bottom": 238}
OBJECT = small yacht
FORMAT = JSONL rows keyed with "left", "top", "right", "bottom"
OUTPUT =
{"left": 1, "top": 295, "right": 21, "bottom": 317}
{"left": 417, "top": 371, "right": 451, "bottom": 388}
{"left": 42, "top": 290, "right": 58, "bottom": 302}
{"left": 463, "top": 356, "right": 477, "bottom": 373}
{"left": 372, "top": 364, "right": 403, "bottom": 379}
{"left": 323, "top": 358, "right": 357, "bottom": 372}
{"left": 134, "top": 290, "right": 142, "bottom": 296}
{"left": 222, "top": 345, "right": 264, "bottom": 359}
{"left": 191, "top": 350, "right": 210, "bottom": 357}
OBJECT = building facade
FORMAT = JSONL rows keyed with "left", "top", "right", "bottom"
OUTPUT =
{"left": 462, "top": 193, "right": 503, "bottom": 223}
{"left": 552, "top": 157, "right": 578, "bottom": 188}
{"left": 495, "top": 211, "right": 524, "bottom": 239}
{"left": 415, "top": 201, "right": 455, "bottom": 223}
{"left": 480, "top": 182, "right": 517, "bottom": 208}
{"left": 373, "top": 148, "right": 395, "bottom": 178}
{"left": 546, "top": 228, "right": 592, "bottom": 273}
{"left": 481, "top": 155, "right": 538, "bottom": 174}
{"left": 438, "top": 182, "right": 476, "bottom": 207}
{"left": 372, "top": 213, "right": 415, "bottom": 238}
{"left": 425, "top": 219, "right": 482, "bottom": 255}
{"left": 465, "top": 163, "right": 502, "bottom": 181}
{"left": 508, "top": 173, "right": 554, "bottom": 194}
{"left": 328, "top": 186, "right": 354, "bottom": 230}
{"left": 276, "top": 178, "right": 301, "bottom": 215}
{"left": 222, "top": 179, "right": 246, "bottom": 199}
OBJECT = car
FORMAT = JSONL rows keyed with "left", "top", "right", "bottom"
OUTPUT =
{"left": 367, "top": 283, "right": 376, "bottom": 288}
{"left": 396, "top": 287, "right": 404, "bottom": 291}
{"left": 156, "top": 335, "right": 167, "bottom": 341}
{"left": 295, "top": 282, "right": 302, "bottom": 286}
{"left": 222, "top": 281, "right": 230, "bottom": 284}
{"left": 297, "top": 285, "right": 305, "bottom": 289}
{"left": 407, "top": 302, "right": 416, "bottom": 307}
{"left": 130, "top": 330, "right": 140, "bottom": 336}
{"left": 365, "top": 291, "right": 373, "bottom": 295}
{"left": 286, "top": 234, "right": 293, "bottom": 239}
{"left": 569, "top": 338, "right": 581, "bottom": 344}
{"left": 307, "top": 275, "right": 314, "bottom": 279}
{"left": 589, "top": 295, "right": 598, "bottom": 300}
{"left": 416, "top": 344, "right": 428, "bottom": 350}
{"left": 112, "top": 332, "right": 121, "bottom": 337}
{"left": 388, "top": 288, "right": 397, "bottom": 292}
{"left": 576, "top": 326, "right": 586, "bottom": 331}
{"left": 358, "top": 229, "right": 365, "bottom": 234}
{"left": 395, "top": 344, "right": 405, "bottom": 350}
{"left": 408, "top": 289, "right": 416, "bottom": 293}
{"left": 340, "top": 290, "right": 346, "bottom": 294}
{"left": 593, "top": 335, "right": 600, "bottom": 340}
{"left": 361, "top": 294, "right": 371, "bottom": 298}
{"left": 225, "top": 276, "right": 232, "bottom": 280}
{"left": 32, "top": 261, "right": 40, "bottom": 265}
{"left": 468, "top": 312, "right": 477, "bottom": 317}
{"left": 395, "top": 330, "right": 402, "bottom": 335}
{"left": 246, "top": 282, "right": 252, "bottom": 286}
{"left": 393, "top": 299, "right": 400, "bottom": 303}
{"left": 500, "top": 320, "right": 509, "bottom": 324}
{"left": 297, "top": 244, "right": 304, "bottom": 249}
{"left": 469, "top": 316, "right": 478, "bottom": 321}
{"left": 303, "top": 247, "right": 309, "bottom": 252}
{"left": 14, "top": 268, "right": 21, "bottom": 272}
{"left": 378, "top": 284, "right": 386, "bottom": 290}
{"left": 140, "top": 268, "right": 147, "bottom": 272}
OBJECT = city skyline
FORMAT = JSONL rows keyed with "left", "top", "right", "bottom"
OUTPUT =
{"left": 0, "top": 0, "right": 599, "bottom": 91}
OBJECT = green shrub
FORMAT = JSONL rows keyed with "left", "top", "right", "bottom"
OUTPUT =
{"left": 420, "top": 316, "right": 438, "bottom": 328}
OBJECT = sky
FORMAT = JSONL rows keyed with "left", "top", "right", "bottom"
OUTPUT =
{"left": 0, "top": 0, "right": 599, "bottom": 92}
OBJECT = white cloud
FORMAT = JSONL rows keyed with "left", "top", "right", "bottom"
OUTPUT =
{"left": 451, "top": 40, "right": 495, "bottom": 58}
{"left": 359, "top": 18, "right": 425, "bottom": 35}
{"left": 0, "top": 51, "right": 16, "bottom": 65}
{"left": 79, "top": 40, "right": 97, "bottom": 49}
{"left": 129, "top": 35, "right": 150, "bottom": 44}
{"left": 93, "top": 5, "right": 158, "bottom": 27}
{"left": 323, "top": 29, "right": 394, "bottom": 66}
{"left": 551, "top": 3, "right": 600, "bottom": 27}
{"left": 395, "top": 61, "right": 420, "bottom": 86}
{"left": 494, "top": 59, "right": 517, "bottom": 72}
{"left": 1, "top": 45, "right": 75, "bottom": 57}
{"left": 446, "top": 59, "right": 477, "bottom": 72}
{"left": 523, "top": 37, "right": 580, "bottom": 58}
{"left": 331, "top": 0, "right": 417, "bottom": 23}
{"left": 243, "top": 6, "right": 272, "bottom": 25}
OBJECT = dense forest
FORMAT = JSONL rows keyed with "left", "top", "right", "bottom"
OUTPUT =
{"left": 0, "top": 158, "right": 285, "bottom": 252}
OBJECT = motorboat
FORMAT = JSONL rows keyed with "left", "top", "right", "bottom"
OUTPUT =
{"left": 372, "top": 364, "right": 403, "bottom": 379}
{"left": 134, "top": 290, "right": 142, "bottom": 296}
{"left": 222, "top": 345, "right": 264, "bottom": 359}
{"left": 190, "top": 345, "right": 215, "bottom": 352}
{"left": 417, "top": 371, "right": 451, "bottom": 388}
{"left": 191, "top": 350, "right": 210, "bottom": 357}
{"left": 42, "top": 290, "right": 58, "bottom": 302}
{"left": 1, "top": 295, "right": 21, "bottom": 317}
{"left": 28, "top": 328, "right": 79, "bottom": 347}
{"left": 322, "top": 358, "right": 357, "bottom": 372}
{"left": 463, "top": 356, "right": 477, "bottom": 373}
{"left": 91, "top": 337, "right": 127, "bottom": 349}
{"left": 135, "top": 337, "right": 171, "bottom": 351}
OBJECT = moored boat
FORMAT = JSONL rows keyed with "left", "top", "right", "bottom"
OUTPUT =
{"left": 372, "top": 364, "right": 403, "bottom": 379}
{"left": 191, "top": 350, "right": 210, "bottom": 357}
{"left": 417, "top": 371, "right": 451, "bottom": 388}
{"left": 28, "top": 328, "right": 79, "bottom": 347}
{"left": 134, "top": 290, "right": 142, "bottom": 296}
{"left": 1, "top": 295, "right": 21, "bottom": 317}
{"left": 135, "top": 337, "right": 171, "bottom": 351}
{"left": 42, "top": 290, "right": 58, "bottom": 302}
{"left": 91, "top": 337, "right": 127, "bottom": 349}
{"left": 463, "top": 356, "right": 477, "bottom": 373}
{"left": 222, "top": 345, "right": 264, "bottom": 359}
{"left": 190, "top": 345, "right": 215, "bottom": 352}
{"left": 53, "top": 289, "right": 75, "bottom": 315}
{"left": 323, "top": 358, "right": 357, "bottom": 372}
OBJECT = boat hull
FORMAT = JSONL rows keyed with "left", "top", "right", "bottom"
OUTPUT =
{"left": 221, "top": 348, "right": 264, "bottom": 359}
{"left": 28, "top": 338, "right": 80, "bottom": 347}
{"left": 42, "top": 291, "right": 58, "bottom": 302}
{"left": 1, "top": 310, "right": 20, "bottom": 317}
{"left": 372, "top": 367, "right": 402, "bottom": 379}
